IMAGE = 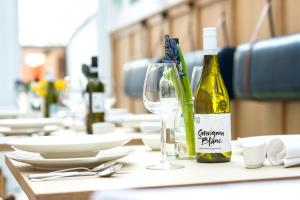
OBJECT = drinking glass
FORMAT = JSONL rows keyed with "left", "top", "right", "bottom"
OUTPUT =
{"left": 59, "top": 77, "right": 85, "bottom": 128}
{"left": 104, "top": 80, "right": 116, "bottom": 110}
{"left": 190, "top": 66, "right": 203, "bottom": 97}
{"left": 143, "top": 62, "right": 184, "bottom": 170}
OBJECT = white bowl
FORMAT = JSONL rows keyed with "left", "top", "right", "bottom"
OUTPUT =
{"left": 141, "top": 134, "right": 160, "bottom": 151}
{"left": 242, "top": 142, "right": 267, "bottom": 169}
{"left": 139, "top": 122, "right": 160, "bottom": 133}
{"left": 92, "top": 122, "right": 115, "bottom": 134}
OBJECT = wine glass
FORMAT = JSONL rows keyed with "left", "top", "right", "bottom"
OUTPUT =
{"left": 104, "top": 79, "right": 116, "bottom": 110}
{"left": 60, "top": 77, "right": 85, "bottom": 129}
{"left": 143, "top": 62, "right": 184, "bottom": 170}
{"left": 190, "top": 66, "right": 203, "bottom": 97}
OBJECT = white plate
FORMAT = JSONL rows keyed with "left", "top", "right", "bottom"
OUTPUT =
{"left": 0, "top": 118, "right": 61, "bottom": 129}
{"left": 122, "top": 114, "right": 160, "bottom": 129}
{"left": 0, "top": 125, "right": 59, "bottom": 136}
{"left": 7, "top": 134, "right": 132, "bottom": 158}
{"left": 0, "top": 110, "right": 20, "bottom": 119}
{"left": 7, "top": 147, "right": 134, "bottom": 170}
{"left": 0, "top": 127, "right": 37, "bottom": 136}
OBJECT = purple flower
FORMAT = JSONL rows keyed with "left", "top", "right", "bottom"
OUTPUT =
{"left": 164, "top": 35, "right": 180, "bottom": 66}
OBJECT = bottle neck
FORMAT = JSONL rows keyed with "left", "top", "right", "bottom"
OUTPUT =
{"left": 47, "top": 81, "right": 55, "bottom": 88}
{"left": 203, "top": 49, "right": 218, "bottom": 56}
{"left": 203, "top": 54, "right": 220, "bottom": 76}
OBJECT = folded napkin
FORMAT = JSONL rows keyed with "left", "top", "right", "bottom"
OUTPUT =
{"left": 267, "top": 136, "right": 300, "bottom": 167}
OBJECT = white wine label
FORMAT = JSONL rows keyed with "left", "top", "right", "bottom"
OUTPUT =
{"left": 91, "top": 92, "right": 105, "bottom": 113}
{"left": 84, "top": 93, "right": 89, "bottom": 106}
{"left": 194, "top": 113, "right": 231, "bottom": 153}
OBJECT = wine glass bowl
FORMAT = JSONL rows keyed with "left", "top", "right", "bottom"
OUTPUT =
{"left": 143, "top": 62, "right": 184, "bottom": 170}
{"left": 190, "top": 66, "right": 203, "bottom": 97}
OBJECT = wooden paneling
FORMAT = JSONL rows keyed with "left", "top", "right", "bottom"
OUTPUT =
{"left": 112, "top": 35, "right": 131, "bottom": 109}
{"left": 235, "top": 100, "right": 283, "bottom": 137}
{"left": 131, "top": 25, "right": 147, "bottom": 113}
{"left": 283, "top": 0, "right": 300, "bottom": 34}
{"left": 110, "top": 0, "right": 300, "bottom": 136}
{"left": 284, "top": 102, "right": 300, "bottom": 134}
{"left": 230, "top": 100, "right": 237, "bottom": 139}
{"left": 147, "top": 15, "right": 169, "bottom": 58}
{"left": 168, "top": 4, "right": 197, "bottom": 52}
{"left": 131, "top": 24, "right": 148, "bottom": 59}
{"left": 197, "top": 0, "right": 234, "bottom": 47}
{"left": 234, "top": 0, "right": 283, "bottom": 44}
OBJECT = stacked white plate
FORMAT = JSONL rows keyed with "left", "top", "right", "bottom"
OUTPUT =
{"left": 121, "top": 114, "right": 160, "bottom": 130}
{"left": 0, "top": 109, "right": 20, "bottom": 119}
{"left": 6, "top": 134, "right": 133, "bottom": 169}
{"left": 0, "top": 118, "right": 61, "bottom": 136}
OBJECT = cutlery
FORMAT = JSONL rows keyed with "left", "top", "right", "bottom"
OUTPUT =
{"left": 28, "top": 160, "right": 117, "bottom": 179}
{"left": 97, "top": 163, "right": 123, "bottom": 177}
{"left": 29, "top": 163, "right": 123, "bottom": 181}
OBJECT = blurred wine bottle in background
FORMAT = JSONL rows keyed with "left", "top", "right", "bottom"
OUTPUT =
{"left": 44, "top": 70, "right": 58, "bottom": 118}
{"left": 82, "top": 56, "right": 105, "bottom": 134}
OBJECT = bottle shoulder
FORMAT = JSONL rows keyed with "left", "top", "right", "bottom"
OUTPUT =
{"left": 194, "top": 56, "right": 230, "bottom": 114}
{"left": 86, "top": 78, "right": 105, "bottom": 92}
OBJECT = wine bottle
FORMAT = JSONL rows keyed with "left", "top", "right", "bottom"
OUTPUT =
{"left": 84, "top": 56, "right": 105, "bottom": 134}
{"left": 44, "top": 71, "right": 58, "bottom": 118}
{"left": 194, "top": 27, "right": 231, "bottom": 163}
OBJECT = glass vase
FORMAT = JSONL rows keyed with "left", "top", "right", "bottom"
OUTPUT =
{"left": 174, "top": 106, "right": 196, "bottom": 160}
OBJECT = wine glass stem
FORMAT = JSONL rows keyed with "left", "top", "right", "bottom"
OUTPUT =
{"left": 160, "top": 115, "right": 168, "bottom": 164}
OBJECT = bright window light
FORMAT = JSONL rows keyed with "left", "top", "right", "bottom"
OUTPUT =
{"left": 25, "top": 53, "right": 46, "bottom": 68}
{"left": 18, "top": 0, "right": 98, "bottom": 47}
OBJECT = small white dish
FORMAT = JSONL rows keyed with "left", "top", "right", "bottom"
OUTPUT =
{"left": 141, "top": 134, "right": 160, "bottom": 151}
{"left": 7, "top": 147, "right": 134, "bottom": 170}
{"left": 242, "top": 142, "right": 267, "bottom": 169}
{"left": 7, "top": 134, "right": 132, "bottom": 158}
{"left": 92, "top": 122, "right": 115, "bottom": 134}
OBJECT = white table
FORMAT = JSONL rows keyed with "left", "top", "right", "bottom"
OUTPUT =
{"left": 5, "top": 146, "right": 300, "bottom": 200}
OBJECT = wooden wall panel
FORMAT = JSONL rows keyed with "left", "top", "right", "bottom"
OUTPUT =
{"left": 131, "top": 26, "right": 147, "bottom": 113}
{"left": 230, "top": 100, "right": 237, "bottom": 139}
{"left": 283, "top": 0, "right": 300, "bottom": 34}
{"left": 110, "top": 0, "right": 300, "bottom": 135}
{"left": 197, "top": 0, "right": 234, "bottom": 47}
{"left": 235, "top": 0, "right": 275, "bottom": 44}
{"left": 285, "top": 102, "right": 300, "bottom": 134}
{"left": 168, "top": 4, "right": 197, "bottom": 52}
{"left": 147, "top": 15, "right": 169, "bottom": 58}
{"left": 112, "top": 36, "right": 131, "bottom": 109}
{"left": 235, "top": 100, "right": 283, "bottom": 137}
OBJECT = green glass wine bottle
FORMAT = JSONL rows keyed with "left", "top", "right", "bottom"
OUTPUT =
{"left": 44, "top": 71, "right": 58, "bottom": 118}
{"left": 84, "top": 56, "right": 105, "bottom": 134}
{"left": 194, "top": 27, "right": 231, "bottom": 163}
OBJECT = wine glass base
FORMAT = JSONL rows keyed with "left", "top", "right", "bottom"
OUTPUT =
{"left": 146, "top": 161, "right": 184, "bottom": 170}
